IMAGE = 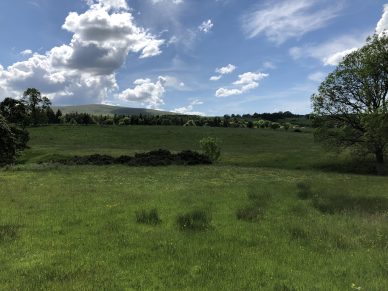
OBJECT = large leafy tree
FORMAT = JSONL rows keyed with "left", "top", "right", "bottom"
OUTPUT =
{"left": 0, "top": 97, "right": 28, "bottom": 126}
{"left": 0, "top": 114, "right": 16, "bottom": 166}
{"left": 22, "top": 88, "right": 52, "bottom": 125}
{"left": 312, "top": 34, "right": 388, "bottom": 169}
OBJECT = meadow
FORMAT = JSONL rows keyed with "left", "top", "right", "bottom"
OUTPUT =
{"left": 1, "top": 125, "right": 388, "bottom": 290}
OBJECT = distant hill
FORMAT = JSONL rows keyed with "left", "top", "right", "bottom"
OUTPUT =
{"left": 51, "top": 104, "right": 175, "bottom": 116}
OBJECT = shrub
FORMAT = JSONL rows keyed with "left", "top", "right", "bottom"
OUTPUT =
{"left": 200, "top": 137, "right": 221, "bottom": 162}
{"left": 247, "top": 120, "right": 254, "bottom": 128}
{"left": 135, "top": 208, "right": 161, "bottom": 225}
{"left": 69, "top": 118, "right": 78, "bottom": 125}
{"left": 176, "top": 209, "right": 212, "bottom": 231}
{"left": 55, "top": 150, "right": 212, "bottom": 166}
{"left": 270, "top": 122, "right": 281, "bottom": 130}
{"left": 0, "top": 115, "right": 16, "bottom": 166}
{"left": 283, "top": 123, "right": 291, "bottom": 131}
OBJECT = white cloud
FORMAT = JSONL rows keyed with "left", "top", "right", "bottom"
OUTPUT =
{"left": 118, "top": 76, "right": 166, "bottom": 108}
{"left": 210, "top": 75, "right": 222, "bottom": 81}
{"left": 242, "top": 0, "right": 342, "bottom": 44}
{"left": 216, "top": 64, "right": 236, "bottom": 75}
{"left": 210, "top": 64, "right": 236, "bottom": 81}
{"left": 215, "top": 72, "right": 268, "bottom": 97}
{"left": 323, "top": 48, "right": 358, "bottom": 66}
{"left": 308, "top": 71, "right": 326, "bottom": 82}
{"left": 20, "top": 49, "right": 33, "bottom": 56}
{"left": 0, "top": 2, "right": 165, "bottom": 105}
{"left": 376, "top": 4, "right": 388, "bottom": 36}
{"left": 199, "top": 19, "right": 214, "bottom": 33}
{"left": 289, "top": 34, "right": 366, "bottom": 66}
{"left": 151, "top": 0, "right": 183, "bottom": 4}
{"left": 290, "top": 4, "right": 388, "bottom": 66}
{"left": 172, "top": 99, "right": 204, "bottom": 115}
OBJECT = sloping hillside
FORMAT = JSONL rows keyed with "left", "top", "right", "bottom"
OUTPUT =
{"left": 51, "top": 104, "right": 175, "bottom": 116}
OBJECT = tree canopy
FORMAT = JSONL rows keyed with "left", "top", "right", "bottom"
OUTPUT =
{"left": 0, "top": 114, "right": 16, "bottom": 166}
{"left": 312, "top": 33, "right": 388, "bottom": 170}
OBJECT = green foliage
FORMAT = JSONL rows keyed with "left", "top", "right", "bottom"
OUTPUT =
{"left": 283, "top": 123, "right": 291, "bottom": 131}
{"left": 0, "top": 115, "right": 16, "bottom": 166}
{"left": 0, "top": 97, "right": 28, "bottom": 125}
{"left": 199, "top": 137, "right": 221, "bottom": 162}
{"left": 312, "top": 34, "right": 388, "bottom": 166}
{"left": 176, "top": 209, "right": 212, "bottom": 231}
{"left": 270, "top": 122, "right": 281, "bottom": 130}
{"left": 135, "top": 208, "right": 161, "bottom": 225}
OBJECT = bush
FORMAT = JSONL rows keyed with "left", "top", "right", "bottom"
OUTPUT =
{"left": 176, "top": 209, "right": 212, "bottom": 231}
{"left": 55, "top": 150, "right": 212, "bottom": 166}
{"left": 200, "top": 137, "right": 221, "bottom": 162}
{"left": 9, "top": 124, "right": 29, "bottom": 150}
{"left": 135, "top": 208, "right": 161, "bottom": 225}
{"left": 270, "top": 122, "right": 281, "bottom": 130}
{"left": 0, "top": 115, "right": 16, "bottom": 166}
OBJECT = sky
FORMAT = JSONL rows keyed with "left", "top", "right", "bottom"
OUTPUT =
{"left": 0, "top": 0, "right": 387, "bottom": 115}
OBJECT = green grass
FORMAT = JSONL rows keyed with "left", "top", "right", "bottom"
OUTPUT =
{"left": 1, "top": 125, "right": 387, "bottom": 290}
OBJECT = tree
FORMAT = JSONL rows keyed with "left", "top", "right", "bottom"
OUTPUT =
{"left": 312, "top": 34, "right": 388, "bottom": 170}
{"left": 22, "top": 88, "right": 52, "bottom": 125}
{"left": 0, "top": 97, "right": 28, "bottom": 126}
{"left": 200, "top": 137, "right": 221, "bottom": 162}
{"left": 0, "top": 115, "right": 16, "bottom": 166}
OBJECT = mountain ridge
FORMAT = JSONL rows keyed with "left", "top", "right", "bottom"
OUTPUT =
{"left": 51, "top": 104, "right": 176, "bottom": 116}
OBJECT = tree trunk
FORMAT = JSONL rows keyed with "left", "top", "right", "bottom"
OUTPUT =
{"left": 375, "top": 148, "right": 385, "bottom": 175}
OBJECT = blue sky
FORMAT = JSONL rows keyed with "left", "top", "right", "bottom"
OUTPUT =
{"left": 0, "top": 0, "right": 387, "bottom": 115}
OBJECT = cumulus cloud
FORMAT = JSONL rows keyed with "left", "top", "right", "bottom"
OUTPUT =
{"left": 199, "top": 19, "right": 214, "bottom": 33}
{"left": 210, "top": 64, "right": 236, "bottom": 81}
{"left": 20, "top": 49, "right": 33, "bottom": 56}
{"left": 376, "top": 4, "right": 388, "bottom": 35}
{"left": 215, "top": 72, "right": 268, "bottom": 97}
{"left": 172, "top": 99, "right": 204, "bottom": 115}
{"left": 151, "top": 0, "right": 183, "bottom": 4}
{"left": 242, "top": 0, "right": 342, "bottom": 44}
{"left": 118, "top": 76, "right": 166, "bottom": 108}
{"left": 0, "top": 0, "right": 165, "bottom": 105}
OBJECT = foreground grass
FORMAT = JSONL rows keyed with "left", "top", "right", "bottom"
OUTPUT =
{"left": 1, "top": 126, "right": 387, "bottom": 289}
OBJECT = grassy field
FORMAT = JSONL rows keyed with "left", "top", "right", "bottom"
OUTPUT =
{"left": 1, "top": 125, "right": 388, "bottom": 290}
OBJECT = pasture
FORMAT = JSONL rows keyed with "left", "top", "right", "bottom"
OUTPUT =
{"left": 1, "top": 126, "right": 387, "bottom": 290}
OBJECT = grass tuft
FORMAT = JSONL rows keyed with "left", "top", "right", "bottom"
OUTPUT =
{"left": 0, "top": 224, "right": 19, "bottom": 243}
{"left": 236, "top": 191, "right": 270, "bottom": 222}
{"left": 312, "top": 194, "right": 388, "bottom": 215}
{"left": 296, "top": 181, "right": 314, "bottom": 200}
{"left": 176, "top": 209, "right": 212, "bottom": 231}
{"left": 135, "top": 208, "right": 162, "bottom": 225}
